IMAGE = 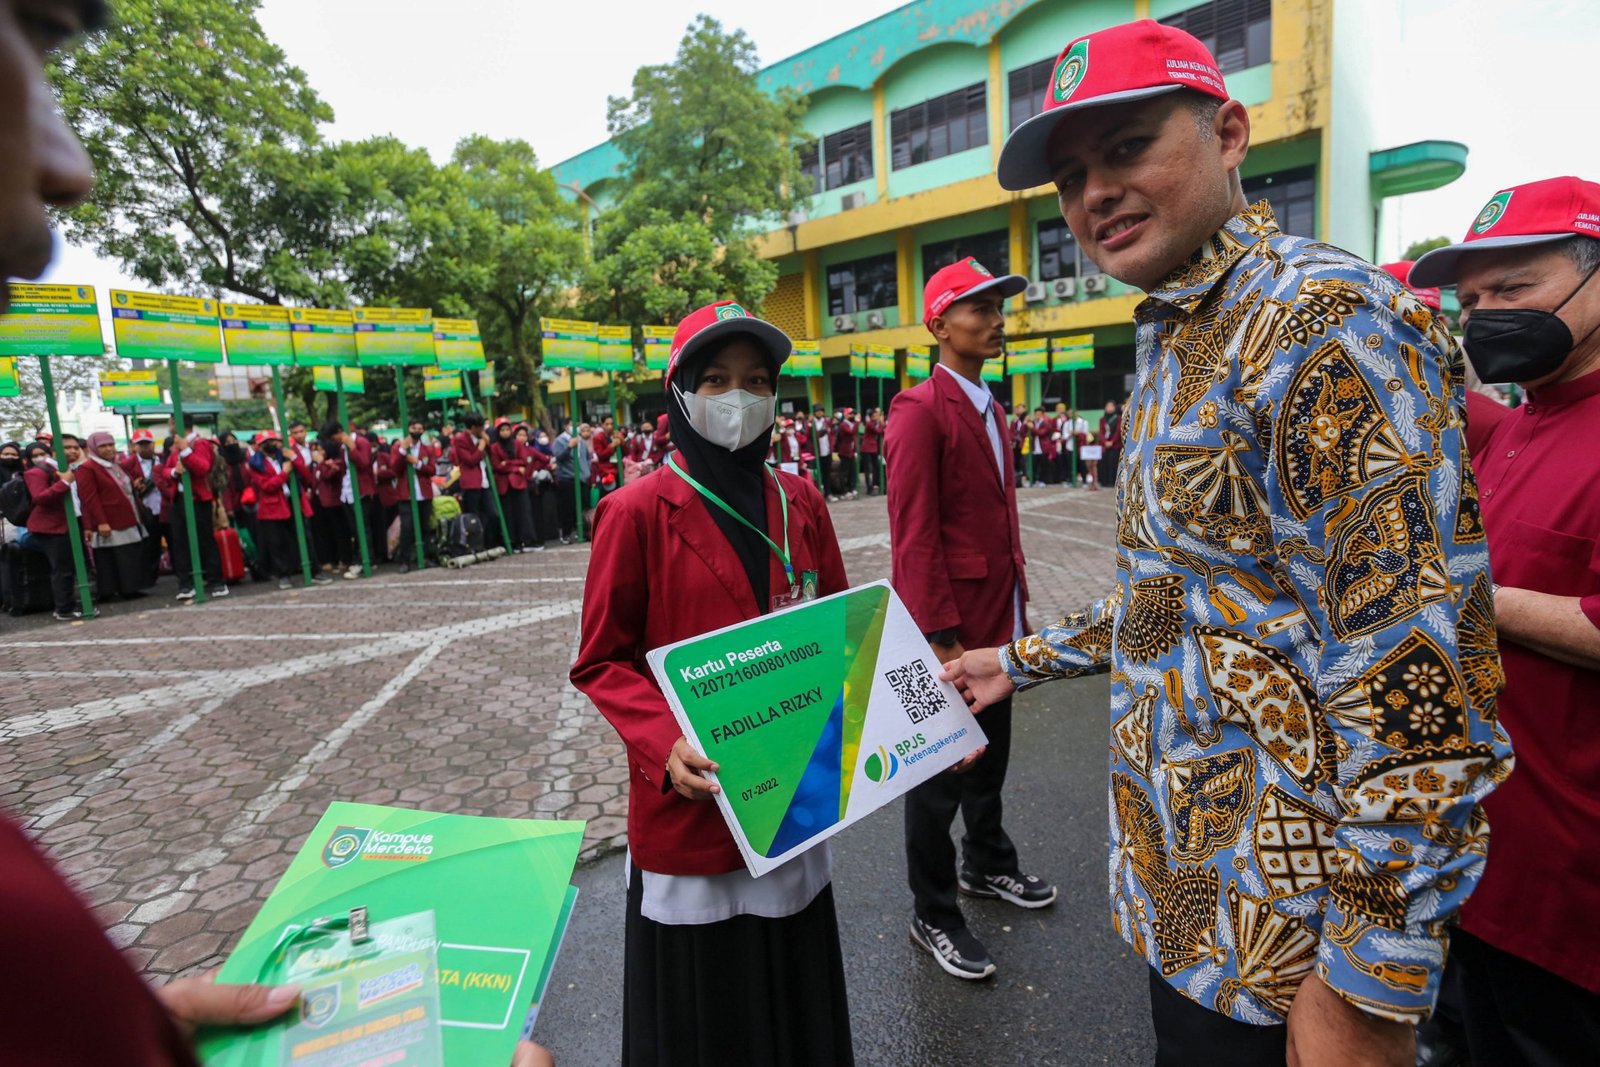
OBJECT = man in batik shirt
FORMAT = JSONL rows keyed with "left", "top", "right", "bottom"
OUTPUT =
{"left": 946, "top": 19, "right": 1512, "bottom": 1067}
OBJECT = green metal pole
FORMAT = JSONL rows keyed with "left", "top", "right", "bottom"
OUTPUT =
{"left": 569, "top": 368, "right": 585, "bottom": 541}
{"left": 876, "top": 377, "right": 885, "bottom": 495}
{"left": 334, "top": 365, "right": 372, "bottom": 578}
{"left": 607, "top": 370, "right": 621, "bottom": 489}
{"left": 167, "top": 362, "right": 207, "bottom": 604}
{"left": 462, "top": 374, "right": 513, "bottom": 552}
{"left": 269, "top": 366, "right": 314, "bottom": 586}
{"left": 394, "top": 366, "right": 426, "bottom": 571}
{"left": 38, "top": 356, "right": 95, "bottom": 618}
{"left": 1070, "top": 370, "right": 1079, "bottom": 487}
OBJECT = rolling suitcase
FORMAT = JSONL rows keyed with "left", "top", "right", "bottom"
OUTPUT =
{"left": 215, "top": 527, "right": 246, "bottom": 582}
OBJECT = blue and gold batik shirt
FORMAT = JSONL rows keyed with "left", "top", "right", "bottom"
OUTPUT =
{"left": 1002, "top": 204, "right": 1513, "bottom": 1025}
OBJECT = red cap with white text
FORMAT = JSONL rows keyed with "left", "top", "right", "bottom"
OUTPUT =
{"left": 997, "top": 19, "right": 1229, "bottom": 191}
{"left": 1410, "top": 176, "right": 1600, "bottom": 287}
{"left": 665, "top": 300, "right": 792, "bottom": 388}
{"left": 922, "top": 258, "right": 1028, "bottom": 326}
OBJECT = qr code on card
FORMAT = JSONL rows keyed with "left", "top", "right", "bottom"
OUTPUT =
{"left": 885, "top": 659, "right": 950, "bottom": 725}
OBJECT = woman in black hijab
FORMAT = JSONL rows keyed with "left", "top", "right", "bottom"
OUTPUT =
{"left": 572, "top": 301, "right": 854, "bottom": 1067}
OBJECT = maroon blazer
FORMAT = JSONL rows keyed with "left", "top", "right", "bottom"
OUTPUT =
{"left": 74, "top": 461, "right": 140, "bottom": 532}
{"left": 451, "top": 432, "right": 488, "bottom": 490}
{"left": 249, "top": 454, "right": 313, "bottom": 522}
{"left": 391, "top": 440, "right": 437, "bottom": 501}
{"left": 884, "top": 366, "right": 1029, "bottom": 648}
{"left": 22, "top": 465, "right": 71, "bottom": 535}
{"left": 490, "top": 439, "right": 529, "bottom": 491}
{"left": 315, "top": 457, "right": 346, "bottom": 509}
{"left": 570, "top": 461, "right": 849, "bottom": 876}
{"left": 348, "top": 436, "right": 376, "bottom": 499}
{"left": 374, "top": 448, "right": 403, "bottom": 508}
{"left": 162, "top": 436, "right": 216, "bottom": 503}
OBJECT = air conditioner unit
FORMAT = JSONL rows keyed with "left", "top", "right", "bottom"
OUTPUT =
{"left": 832, "top": 315, "right": 856, "bottom": 332}
{"left": 865, "top": 310, "right": 887, "bottom": 329}
{"left": 1051, "top": 277, "right": 1077, "bottom": 299}
{"left": 1081, "top": 273, "right": 1109, "bottom": 294}
{"left": 840, "top": 191, "right": 867, "bottom": 211}
{"left": 1023, "top": 281, "right": 1048, "bottom": 304}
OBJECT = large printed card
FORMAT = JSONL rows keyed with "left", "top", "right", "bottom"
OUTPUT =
{"left": 647, "top": 581, "right": 986, "bottom": 877}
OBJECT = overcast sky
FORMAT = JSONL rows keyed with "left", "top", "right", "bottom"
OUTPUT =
{"left": 42, "top": 0, "right": 1600, "bottom": 298}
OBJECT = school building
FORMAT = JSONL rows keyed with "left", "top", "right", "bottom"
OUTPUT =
{"left": 549, "top": 0, "right": 1466, "bottom": 422}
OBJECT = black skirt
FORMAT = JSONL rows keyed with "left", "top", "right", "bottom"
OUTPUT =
{"left": 623, "top": 871, "right": 854, "bottom": 1067}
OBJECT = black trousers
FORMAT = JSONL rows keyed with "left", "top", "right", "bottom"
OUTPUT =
{"left": 1433, "top": 928, "right": 1600, "bottom": 1067}
{"left": 904, "top": 696, "right": 1019, "bottom": 930}
{"left": 169, "top": 495, "right": 221, "bottom": 592}
{"left": 554, "top": 482, "right": 576, "bottom": 539}
{"left": 315, "top": 503, "right": 353, "bottom": 569}
{"left": 531, "top": 489, "right": 555, "bottom": 546}
{"left": 837, "top": 454, "right": 857, "bottom": 494}
{"left": 393, "top": 502, "right": 432, "bottom": 566}
{"left": 461, "top": 487, "right": 500, "bottom": 547}
{"left": 142, "top": 516, "right": 168, "bottom": 587}
{"left": 1149, "top": 967, "right": 1285, "bottom": 1066}
{"left": 257, "top": 518, "right": 298, "bottom": 580}
{"left": 32, "top": 532, "right": 78, "bottom": 613}
{"left": 362, "top": 496, "right": 386, "bottom": 563}
{"left": 500, "top": 488, "right": 534, "bottom": 550}
{"left": 860, "top": 452, "right": 881, "bottom": 494}
{"left": 1100, "top": 445, "right": 1120, "bottom": 486}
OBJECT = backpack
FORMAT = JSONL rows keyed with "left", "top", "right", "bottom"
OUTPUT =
{"left": 445, "top": 513, "right": 484, "bottom": 557}
{"left": 0, "top": 472, "right": 31, "bottom": 527}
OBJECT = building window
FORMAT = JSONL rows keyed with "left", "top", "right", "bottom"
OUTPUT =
{"left": 922, "top": 229, "right": 1011, "bottom": 281}
{"left": 1008, "top": 57, "right": 1055, "bottom": 132}
{"left": 890, "top": 82, "right": 988, "bottom": 169}
{"left": 1242, "top": 165, "right": 1315, "bottom": 239}
{"left": 797, "top": 122, "right": 873, "bottom": 194}
{"left": 1159, "top": 0, "right": 1271, "bottom": 74}
{"left": 827, "top": 252, "right": 898, "bottom": 316}
{"left": 1037, "top": 219, "right": 1099, "bottom": 281}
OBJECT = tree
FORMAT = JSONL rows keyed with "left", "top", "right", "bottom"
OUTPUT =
{"left": 1401, "top": 236, "right": 1451, "bottom": 262}
{"left": 583, "top": 16, "right": 810, "bottom": 328}
{"left": 50, "top": 0, "right": 333, "bottom": 301}
{"left": 0, "top": 357, "right": 117, "bottom": 441}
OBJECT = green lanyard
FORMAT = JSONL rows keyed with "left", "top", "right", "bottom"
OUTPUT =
{"left": 666, "top": 453, "right": 793, "bottom": 588}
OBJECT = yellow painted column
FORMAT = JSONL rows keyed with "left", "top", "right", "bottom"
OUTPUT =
{"left": 803, "top": 250, "right": 825, "bottom": 410}
{"left": 1008, "top": 199, "right": 1031, "bottom": 414}
{"left": 873, "top": 84, "right": 889, "bottom": 199}
{"left": 896, "top": 228, "right": 918, "bottom": 390}
{"left": 988, "top": 40, "right": 1005, "bottom": 168}
{"left": 1133, "top": 0, "right": 1150, "bottom": 17}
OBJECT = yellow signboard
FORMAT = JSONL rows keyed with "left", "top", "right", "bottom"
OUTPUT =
{"left": 0, "top": 283, "right": 103, "bottom": 357}
{"left": 110, "top": 290, "right": 223, "bottom": 363}
{"left": 289, "top": 307, "right": 358, "bottom": 367}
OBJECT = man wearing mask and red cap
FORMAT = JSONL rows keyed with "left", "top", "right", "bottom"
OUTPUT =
{"left": 887, "top": 256, "right": 1053, "bottom": 983}
{"left": 1406, "top": 176, "right": 1600, "bottom": 1065}
{"left": 941, "top": 19, "right": 1510, "bottom": 1064}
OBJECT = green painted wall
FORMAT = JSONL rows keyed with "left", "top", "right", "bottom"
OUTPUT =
{"left": 913, "top": 207, "right": 1012, "bottom": 295}
{"left": 999, "top": 0, "right": 1137, "bottom": 124}
{"left": 799, "top": 87, "right": 879, "bottom": 219}
{"left": 881, "top": 42, "right": 993, "bottom": 199}
{"left": 819, "top": 232, "right": 900, "bottom": 336}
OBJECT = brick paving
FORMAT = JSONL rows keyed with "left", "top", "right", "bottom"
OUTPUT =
{"left": 0, "top": 484, "right": 1118, "bottom": 980}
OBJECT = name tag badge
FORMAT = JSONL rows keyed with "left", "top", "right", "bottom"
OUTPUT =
{"left": 800, "top": 570, "right": 819, "bottom": 601}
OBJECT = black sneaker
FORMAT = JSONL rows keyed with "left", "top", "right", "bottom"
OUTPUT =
{"left": 311, "top": 574, "right": 334, "bottom": 585}
{"left": 276, "top": 577, "right": 294, "bottom": 590}
{"left": 909, "top": 917, "right": 996, "bottom": 980}
{"left": 176, "top": 587, "right": 196, "bottom": 601}
{"left": 207, "top": 584, "right": 230, "bottom": 599}
{"left": 958, "top": 869, "right": 1057, "bottom": 909}
{"left": 53, "top": 610, "right": 81, "bottom": 622}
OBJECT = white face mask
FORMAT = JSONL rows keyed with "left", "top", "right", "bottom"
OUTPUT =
{"left": 674, "top": 384, "right": 777, "bottom": 451}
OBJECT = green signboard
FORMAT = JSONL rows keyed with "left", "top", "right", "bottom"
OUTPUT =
{"left": 848, "top": 345, "right": 866, "bottom": 378}
{"left": 199, "top": 802, "right": 584, "bottom": 1067}
{"left": 479, "top": 366, "right": 497, "bottom": 397}
{"left": 646, "top": 582, "right": 985, "bottom": 877}
{"left": 596, "top": 324, "right": 633, "bottom": 373}
{"left": 539, "top": 317, "right": 598, "bottom": 370}
{"left": 642, "top": 325, "right": 674, "bottom": 371}
{"left": 433, "top": 317, "right": 488, "bottom": 371}
{"left": 312, "top": 366, "right": 365, "bottom": 393}
{"left": 423, "top": 368, "right": 462, "bottom": 400}
{"left": 981, "top": 356, "right": 1004, "bottom": 382}
{"left": 1008, "top": 338, "right": 1049, "bottom": 375}
{"left": 1052, "top": 332, "right": 1095, "bottom": 370}
{"left": 219, "top": 301, "right": 295, "bottom": 366}
{"left": 99, "top": 370, "right": 163, "bottom": 407}
{"left": 865, "top": 343, "right": 895, "bottom": 380}
{"left": 289, "top": 307, "right": 358, "bottom": 367}
{"left": 787, "top": 340, "right": 822, "bottom": 378}
{"left": 0, "top": 283, "right": 103, "bottom": 357}
{"left": 0, "top": 357, "right": 18, "bottom": 397}
{"left": 110, "top": 290, "right": 223, "bottom": 363}
{"left": 905, "top": 343, "right": 932, "bottom": 379}
{"left": 354, "top": 306, "right": 436, "bottom": 367}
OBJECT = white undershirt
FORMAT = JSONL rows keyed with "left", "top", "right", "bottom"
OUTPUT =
{"left": 626, "top": 843, "right": 832, "bottom": 926}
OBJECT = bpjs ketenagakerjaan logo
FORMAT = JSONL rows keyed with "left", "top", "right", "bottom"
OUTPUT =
{"left": 321, "top": 825, "right": 436, "bottom": 869}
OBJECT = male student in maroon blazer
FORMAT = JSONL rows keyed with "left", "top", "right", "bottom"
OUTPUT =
{"left": 885, "top": 257, "right": 1057, "bottom": 982}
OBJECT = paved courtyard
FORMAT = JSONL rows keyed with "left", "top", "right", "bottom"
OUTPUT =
{"left": 0, "top": 484, "right": 1122, "bottom": 1013}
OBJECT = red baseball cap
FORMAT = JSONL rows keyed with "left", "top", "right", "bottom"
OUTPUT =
{"left": 1380, "top": 261, "right": 1442, "bottom": 312}
{"left": 1410, "top": 176, "right": 1600, "bottom": 287}
{"left": 131, "top": 429, "right": 155, "bottom": 443}
{"left": 665, "top": 300, "right": 792, "bottom": 388}
{"left": 258, "top": 430, "right": 281, "bottom": 443}
{"left": 997, "top": 19, "right": 1228, "bottom": 191}
{"left": 923, "top": 258, "right": 1028, "bottom": 326}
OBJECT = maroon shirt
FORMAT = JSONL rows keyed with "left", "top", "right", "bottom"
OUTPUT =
{"left": 0, "top": 816, "right": 198, "bottom": 1065}
{"left": 1464, "top": 367, "right": 1600, "bottom": 993}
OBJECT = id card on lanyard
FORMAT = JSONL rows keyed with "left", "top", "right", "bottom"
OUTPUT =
{"left": 665, "top": 455, "right": 819, "bottom": 612}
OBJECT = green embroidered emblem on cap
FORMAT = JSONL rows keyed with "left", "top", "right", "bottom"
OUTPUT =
{"left": 717, "top": 303, "right": 748, "bottom": 319}
{"left": 967, "top": 258, "right": 992, "bottom": 277}
{"left": 1473, "top": 190, "right": 1513, "bottom": 235}
{"left": 1052, "top": 38, "right": 1089, "bottom": 103}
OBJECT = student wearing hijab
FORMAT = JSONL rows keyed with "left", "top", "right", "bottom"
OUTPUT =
{"left": 490, "top": 418, "right": 533, "bottom": 552}
{"left": 74, "top": 430, "right": 148, "bottom": 601}
{"left": 21, "top": 442, "right": 79, "bottom": 620}
{"left": 571, "top": 301, "right": 854, "bottom": 1067}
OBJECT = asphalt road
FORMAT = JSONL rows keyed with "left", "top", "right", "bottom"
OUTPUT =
{"left": 539, "top": 671, "right": 1159, "bottom": 1067}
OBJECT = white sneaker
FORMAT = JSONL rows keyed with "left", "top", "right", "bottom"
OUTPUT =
{"left": 176, "top": 588, "right": 196, "bottom": 601}
{"left": 344, "top": 565, "right": 363, "bottom": 580}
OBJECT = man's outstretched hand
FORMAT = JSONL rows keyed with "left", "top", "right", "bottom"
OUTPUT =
{"left": 940, "top": 647, "right": 1017, "bottom": 713}
{"left": 156, "top": 971, "right": 299, "bottom": 1034}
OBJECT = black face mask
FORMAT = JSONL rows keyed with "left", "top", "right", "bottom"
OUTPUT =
{"left": 0, "top": 456, "right": 19, "bottom": 478}
{"left": 1464, "top": 262, "right": 1600, "bottom": 384}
